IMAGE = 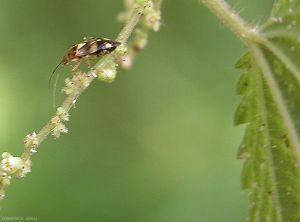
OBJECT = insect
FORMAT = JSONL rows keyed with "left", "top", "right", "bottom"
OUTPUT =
{"left": 49, "top": 37, "right": 121, "bottom": 86}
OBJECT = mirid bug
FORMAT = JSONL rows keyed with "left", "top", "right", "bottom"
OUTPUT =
{"left": 50, "top": 37, "right": 121, "bottom": 86}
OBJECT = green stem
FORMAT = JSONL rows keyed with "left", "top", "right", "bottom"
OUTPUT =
{"left": 201, "top": 0, "right": 261, "bottom": 45}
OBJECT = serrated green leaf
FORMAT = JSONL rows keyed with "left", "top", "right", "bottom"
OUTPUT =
{"left": 235, "top": 0, "right": 300, "bottom": 221}
{"left": 235, "top": 52, "right": 252, "bottom": 70}
{"left": 240, "top": 158, "right": 253, "bottom": 189}
{"left": 234, "top": 95, "right": 251, "bottom": 125}
{"left": 236, "top": 72, "right": 251, "bottom": 95}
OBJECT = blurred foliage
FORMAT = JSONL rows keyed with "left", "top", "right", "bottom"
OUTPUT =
{"left": 0, "top": 0, "right": 272, "bottom": 221}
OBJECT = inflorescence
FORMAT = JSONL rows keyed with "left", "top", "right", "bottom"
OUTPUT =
{"left": 0, "top": 0, "right": 161, "bottom": 201}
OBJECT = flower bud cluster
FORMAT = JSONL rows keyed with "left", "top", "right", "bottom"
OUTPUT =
{"left": 118, "top": 0, "right": 161, "bottom": 70}
{"left": 62, "top": 72, "right": 91, "bottom": 95}
{"left": 51, "top": 107, "right": 70, "bottom": 138}
{"left": 0, "top": 152, "right": 32, "bottom": 199}
{"left": 24, "top": 132, "right": 39, "bottom": 153}
{"left": 97, "top": 61, "right": 118, "bottom": 83}
{"left": 143, "top": 1, "right": 161, "bottom": 32}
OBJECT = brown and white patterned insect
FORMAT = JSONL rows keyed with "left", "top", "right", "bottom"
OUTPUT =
{"left": 49, "top": 37, "right": 121, "bottom": 86}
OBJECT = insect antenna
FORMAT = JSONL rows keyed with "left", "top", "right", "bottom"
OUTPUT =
{"left": 49, "top": 59, "right": 64, "bottom": 89}
{"left": 49, "top": 59, "right": 64, "bottom": 108}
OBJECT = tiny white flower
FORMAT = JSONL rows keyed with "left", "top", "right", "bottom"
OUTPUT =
{"left": 145, "top": 10, "right": 161, "bottom": 31}
{"left": 104, "top": 69, "right": 116, "bottom": 78}
{"left": 1, "top": 152, "right": 24, "bottom": 174}
{"left": 15, "top": 159, "right": 32, "bottom": 178}
{"left": 56, "top": 107, "right": 70, "bottom": 122}
{"left": 24, "top": 132, "right": 39, "bottom": 148}
{"left": 30, "top": 148, "right": 38, "bottom": 153}
{"left": 52, "top": 123, "right": 68, "bottom": 138}
{"left": 98, "top": 67, "right": 117, "bottom": 83}
{"left": 121, "top": 54, "right": 133, "bottom": 70}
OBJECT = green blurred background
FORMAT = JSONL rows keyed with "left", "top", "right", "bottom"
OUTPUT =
{"left": 0, "top": 0, "right": 272, "bottom": 221}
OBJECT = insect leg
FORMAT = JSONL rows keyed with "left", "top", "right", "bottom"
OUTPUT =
{"left": 85, "top": 56, "right": 93, "bottom": 69}
{"left": 71, "top": 59, "right": 81, "bottom": 75}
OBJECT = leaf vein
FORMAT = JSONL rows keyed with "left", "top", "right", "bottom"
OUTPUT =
{"left": 250, "top": 44, "right": 284, "bottom": 222}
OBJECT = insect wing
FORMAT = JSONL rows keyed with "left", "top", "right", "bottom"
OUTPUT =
{"left": 96, "top": 39, "right": 121, "bottom": 52}
{"left": 75, "top": 40, "right": 99, "bottom": 57}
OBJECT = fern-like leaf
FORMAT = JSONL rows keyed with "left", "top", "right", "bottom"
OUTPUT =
{"left": 236, "top": 1, "right": 300, "bottom": 221}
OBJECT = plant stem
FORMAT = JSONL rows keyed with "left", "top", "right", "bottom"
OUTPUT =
{"left": 201, "top": 0, "right": 260, "bottom": 45}
{"left": 21, "top": 4, "right": 144, "bottom": 161}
